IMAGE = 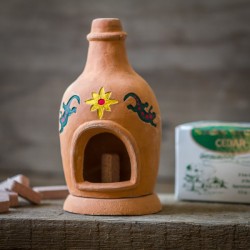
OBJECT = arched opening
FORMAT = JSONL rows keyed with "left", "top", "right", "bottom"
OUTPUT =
{"left": 83, "top": 132, "right": 131, "bottom": 183}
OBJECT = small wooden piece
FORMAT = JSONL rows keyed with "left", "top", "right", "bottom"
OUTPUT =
{"left": 101, "top": 154, "right": 120, "bottom": 183}
{"left": 33, "top": 185, "right": 69, "bottom": 199}
{"left": 8, "top": 191, "right": 19, "bottom": 207}
{"left": 0, "top": 193, "right": 10, "bottom": 213}
{"left": 0, "top": 191, "right": 18, "bottom": 207}
{"left": 0, "top": 181, "right": 7, "bottom": 190}
{"left": 0, "top": 174, "right": 30, "bottom": 191}
{"left": 11, "top": 174, "right": 30, "bottom": 187}
{"left": 6, "top": 180, "right": 41, "bottom": 205}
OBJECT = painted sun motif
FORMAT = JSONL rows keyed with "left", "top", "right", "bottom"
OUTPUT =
{"left": 85, "top": 87, "right": 118, "bottom": 119}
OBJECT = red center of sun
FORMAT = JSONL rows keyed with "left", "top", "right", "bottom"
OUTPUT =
{"left": 98, "top": 98, "right": 105, "bottom": 105}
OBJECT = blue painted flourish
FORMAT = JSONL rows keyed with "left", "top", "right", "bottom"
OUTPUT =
{"left": 59, "top": 95, "right": 80, "bottom": 133}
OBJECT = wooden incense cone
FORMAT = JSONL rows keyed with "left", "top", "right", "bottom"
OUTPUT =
{"left": 33, "top": 185, "right": 69, "bottom": 199}
{"left": 0, "top": 174, "right": 30, "bottom": 190}
{"left": 0, "top": 193, "right": 10, "bottom": 213}
{"left": 10, "top": 174, "right": 30, "bottom": 187}
{"left": 0, "top": 191, "right": 18, "bottom": 207}
{"left": 0, "top": 175, "right": 30, "bottom": 207}
{"left": 6, "top": 180, "right": 41, "bottom": 205}
{"left": 101, "top": 154, "right": 120, "bottom": 183}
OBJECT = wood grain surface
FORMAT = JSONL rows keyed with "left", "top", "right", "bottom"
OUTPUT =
{"left": 0, "top": 194, "right": 249, "bottom": 249}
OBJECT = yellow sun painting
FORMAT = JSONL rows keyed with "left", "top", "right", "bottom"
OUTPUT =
{"left": 85, "top": 87, "right": 119, "bottom": 119}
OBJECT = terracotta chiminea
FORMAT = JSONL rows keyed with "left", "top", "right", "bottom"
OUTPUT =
{"left": 59, "top": 18, "right": 162, "bottom": 215}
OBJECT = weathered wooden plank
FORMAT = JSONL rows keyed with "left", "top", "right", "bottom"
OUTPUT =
{"left": 0, "top": 194, "right": 249, "bottom": 249}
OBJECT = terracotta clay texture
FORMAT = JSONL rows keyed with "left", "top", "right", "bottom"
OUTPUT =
{"left": 60, "top": 18, "right": 162, "bottom": 215}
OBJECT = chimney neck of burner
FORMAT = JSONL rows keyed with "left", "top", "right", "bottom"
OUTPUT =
{"left": 83, "top": 18, "right": 133, "bottom": 74}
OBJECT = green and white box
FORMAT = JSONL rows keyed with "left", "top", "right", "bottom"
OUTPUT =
{"left": 175, "top": 121, "right": 250, "bottom": 203}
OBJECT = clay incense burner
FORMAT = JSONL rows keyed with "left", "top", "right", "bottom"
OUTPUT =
{"left": 59, "top": 18, "right": 162, "bottom": 215}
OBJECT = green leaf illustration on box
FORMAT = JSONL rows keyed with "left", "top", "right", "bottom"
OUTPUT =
{"left": 183, "top": 164, "right": 227, "bottom": 194}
